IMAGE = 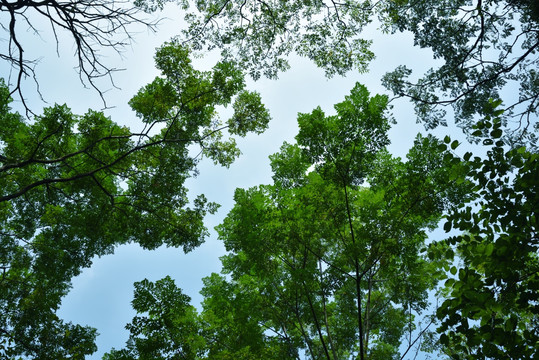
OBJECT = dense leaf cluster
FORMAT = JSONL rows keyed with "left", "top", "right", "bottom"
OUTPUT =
{"left": 430, "top": 103, "right": 538, "bottom": 359}
{"left": 0, "top": 42, "right": 269, "bottom": 358}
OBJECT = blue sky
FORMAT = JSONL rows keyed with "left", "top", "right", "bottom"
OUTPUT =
{"left": 2, "top": 4, "right": 459, "bottom": 358}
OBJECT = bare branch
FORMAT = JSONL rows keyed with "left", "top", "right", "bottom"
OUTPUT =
{"left": 0, "top": 0, "right": 159, "bottom": 114}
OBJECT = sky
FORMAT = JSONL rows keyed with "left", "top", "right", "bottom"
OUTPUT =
{"left": 1, "top": 4, "right": 464, "bottom": 359}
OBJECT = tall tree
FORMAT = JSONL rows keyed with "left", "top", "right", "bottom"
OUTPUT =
{"left": 110, "top": 83, "right": 469, "bottom": 359}
{"left": 214, "top": 83, "right": 467, "bottom": 359}
{"left": 139, "top": 0, "right": 539, "bottom": 144}
{"left": 0, "top": 40, "right": 270, "bottom": 359}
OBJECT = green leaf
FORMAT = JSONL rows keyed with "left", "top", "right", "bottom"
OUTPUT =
{"left": 491, "top": 129, "right": 503, "bottom": 139}
{"left": 485, "top": 243, "right": 494, "bottom": 257}
{"left": 471, "top": 130, "right": 483, "bottom": 136}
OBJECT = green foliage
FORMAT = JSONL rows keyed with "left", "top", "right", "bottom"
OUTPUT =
{"left": 228, "top": 91, "right": 271, "bottom": 137}
{"left": 3, "top": 1, "right": 538, "bottom": 358}
{"left": 113, "top": 83, "right": 468, "bottom": 359}
{"left": 135, "top": 0, "right": 190, "bottom": 13}
{"left": 295, "top": 83, "right": 392, "bottom": 185}
{"left": 430, "top": 105, "right": 539, "bottom": 359}
{"left": 104, "top": 277, "right": 205, "bottom": 360}
{"left": 0, "top": 42, "right": 269, "bottom": 358}
{"left": 153, "top": 0, "right": 539, "bottom": 145}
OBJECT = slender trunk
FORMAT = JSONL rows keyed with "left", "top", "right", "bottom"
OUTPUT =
{"left": 303, "top": 281, "right": 332, "bottom": 360}
{"left": 409, "top": 303, "right": 413, "bottom": 345}
{"left": 320, "top": 259, "right": 338, "bottom": 360}
{"left": 343, "top": 183, "right": 365, "bottom": 360}
{"left": 295, "top": 288, "right": 316, "bottom": 359}
{"left": 365, "top": 271, "right": 372, "bottom": 353}
{"left": 355, "top": 263, "right": 365, "bottom": 360}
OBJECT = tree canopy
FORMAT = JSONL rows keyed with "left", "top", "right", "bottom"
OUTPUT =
{"left": 105, "top": 83, "right": 473, "bottom": 359}
{"left": 104, "top": 92, "right": 538, "bottom": 360}
{"left": 141, "top": 0, "right": 539, "bottom": 145}
{"left": 0, "top": 40, "right": 269, "bottom": 359}
{"left": 430, "top": 104, "right": 539, "bottom": 359}
{"left": 0, "top": 0, "right": 538, "bottom": 359}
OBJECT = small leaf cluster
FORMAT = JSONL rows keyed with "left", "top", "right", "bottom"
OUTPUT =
{"left": 105, "top": 276, "right": 205, "bottom": 360}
